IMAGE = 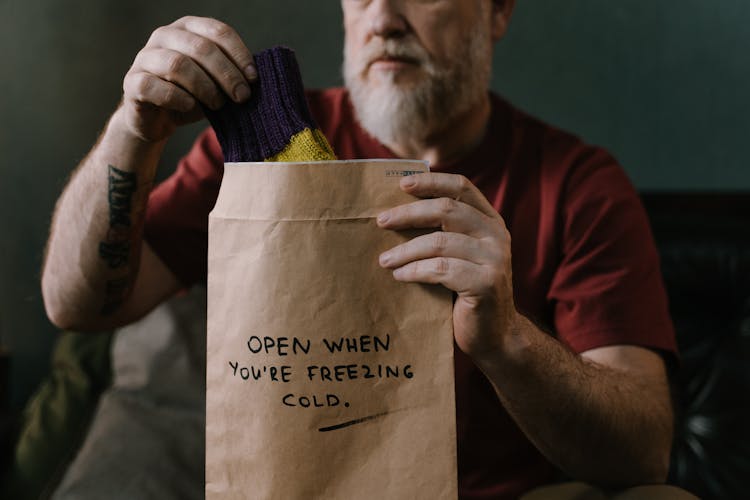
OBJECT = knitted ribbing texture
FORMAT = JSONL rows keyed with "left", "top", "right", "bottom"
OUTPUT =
{"left": 203, "top": 46, "right": 336, "bottom": 163}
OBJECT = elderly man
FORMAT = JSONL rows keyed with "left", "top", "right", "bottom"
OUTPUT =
{"left": 42, "top": 0, "right": 681, "bottom": 498}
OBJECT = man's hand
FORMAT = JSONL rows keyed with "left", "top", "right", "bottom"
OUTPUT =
{"left": 377, "top": 172, "right": 674, "bottom": 485}
{"left": 43, "top": 16, "right": 256, "bottom": 330}
{"left": 377, "top": 172, "right": 515, "bottom": 362}
{"left": 122, "top": 16, "right": 257, "bottom": 142}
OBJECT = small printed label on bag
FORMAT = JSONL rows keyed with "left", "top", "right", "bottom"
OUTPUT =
{"left": 385, "top": 170, "right": 423, "bottom": 177}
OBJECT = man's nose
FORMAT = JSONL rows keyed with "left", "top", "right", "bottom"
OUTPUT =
{"left": 368, "top": 0, "right": 410, "bottom": 39}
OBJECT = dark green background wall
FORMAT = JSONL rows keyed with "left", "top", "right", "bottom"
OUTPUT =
{"left": 1, "top": 0, "right": 749, "bottom": 409}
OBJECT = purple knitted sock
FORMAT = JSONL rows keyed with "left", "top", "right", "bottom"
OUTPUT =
{"left": 203, "top": 46, "right": 333, "bottom": 162}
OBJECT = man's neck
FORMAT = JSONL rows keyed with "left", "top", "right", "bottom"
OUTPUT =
{"left": 387, "top": 93, "right": 491, "bottom": 166}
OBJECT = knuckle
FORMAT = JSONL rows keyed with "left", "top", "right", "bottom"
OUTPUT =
{"left": 205, "top": 19, "right": 233, "bottom": 39}
{"left": 147, "top": 26, "right": 165, "bottom": 45}
{"left": 432, "top": 232, "right": 448, "bottom": 253}
{"left": 135, "top": 74, "right": 153, "bottom": 99}
{"left": 219, "top": 65, "right": 241, "bottom": 85}
{"left": 166, "top": 53, "right": 188, "bottom": 77}
{"left": 233, "top": 47, "right": 253, "bottom": 64}
{"left": 457, "top": 175, "right": 473, "bottom": 196}
{"left": 435, "top": 258, "right": 450, "bottom": 275}
{"left": 160, "top": 84, "right": 177, "bottom": 106}
{"left": 130, "top": 48, "right": 148, "bottom": 69}
{"left": 397, "top": 204, "right": 411, "bottom": 220}
{"left": 439, "top": 197, "right": 456, "bottom": 215}
{"left": 190, "top": 38, "right": 215, "bottom": 57}
{"left": 395, "top": 242, "right": 409, "bottom": 259}
{"left": 174, "top": 15, "right": 199, "bottom": 27}
{"left": 126, "top": 73, "right": 151, "bottom": 101}
{"left": 412, "top": 260, "right": 424, "bottom": 277}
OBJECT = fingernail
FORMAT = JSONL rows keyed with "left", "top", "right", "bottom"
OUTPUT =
{"left": 377, "top": 213, "right": 389, "bottom": 224}
{"left": 379, "top": 252, "right": 391, "bottom": 266}
{"left": 245, "top": 65, "right": 258, "bottom": 80}
{"left": 402, "top": 176, "right": 416, "bottom": 188}
{"left": 234, "top": 83, "right": 251, "bottom": 102}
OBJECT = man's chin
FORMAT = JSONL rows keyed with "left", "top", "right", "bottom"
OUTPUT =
{"left": 349, "top": 88, "right": 432, "bottom": 146}
{"left": 354, "top": 82, "right": 422, "bottom": 111}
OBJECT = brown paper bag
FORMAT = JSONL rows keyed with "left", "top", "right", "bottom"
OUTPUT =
{"left": 206, "top": 160, "right": 457, "bottom": 499}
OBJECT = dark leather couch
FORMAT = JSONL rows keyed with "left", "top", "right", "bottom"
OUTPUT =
{"left": 642, "top": 193, "right": 750, "bottom": 499}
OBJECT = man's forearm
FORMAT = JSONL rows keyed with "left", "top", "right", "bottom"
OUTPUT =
{"left": 476, "top": 314, "right": 673, "bottom": 487}
{"left": 42, "top": 106, "right": 166, "bottom": 330}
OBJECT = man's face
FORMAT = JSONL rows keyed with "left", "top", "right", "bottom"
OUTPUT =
{"left": 342, "top": 0, "right": 495, "bottom": 146}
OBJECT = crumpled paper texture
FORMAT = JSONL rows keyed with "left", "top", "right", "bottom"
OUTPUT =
{"left": 207, "top": 160, "right": 456, "bottom": 499}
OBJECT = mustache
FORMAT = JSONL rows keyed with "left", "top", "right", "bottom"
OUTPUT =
{"left": 356, "top": 39, "right": 432, "bottom": 70}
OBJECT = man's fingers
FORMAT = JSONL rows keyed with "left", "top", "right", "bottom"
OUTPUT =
{"left": 400, "top": 173, "right": 499, "bottom": 219}
{"left": 391, "top": 257, "right": 490, "bottom": 294}
{"left": 379, "top": 232, "right": 488, "bottom": 269}
{"left": 131, "top": 48, "right": 225, "bottom": 110}
{"left": 123, "top": 72, "right": 196, "bottom": 113}
{"left": 147, "top": 24, "right": 252, "bottom": 103}
{"left": 377, "top": 197, "right": 498, "bottom": 238}
{"left": 172, "top": 16, "right": 257, "bottom": 81}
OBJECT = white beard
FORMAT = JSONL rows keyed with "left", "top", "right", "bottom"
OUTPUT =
{"left": 343, "top": 21, "right": 492, "bottom": 147}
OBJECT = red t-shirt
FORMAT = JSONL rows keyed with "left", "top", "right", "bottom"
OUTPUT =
{"left": 145, "top": 88, "right": 677, "bottom": 499}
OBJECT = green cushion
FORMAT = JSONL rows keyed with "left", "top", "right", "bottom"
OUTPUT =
{"left": 1, "top": 331, "right": 112, "bottom": 499}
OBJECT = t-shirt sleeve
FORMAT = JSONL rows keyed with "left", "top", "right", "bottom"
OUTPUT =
{"left": 547, "top": 149, "right": 677, "bottom": 358}
{"left": 143, "top": 128, "right": 224, "bottom": 287}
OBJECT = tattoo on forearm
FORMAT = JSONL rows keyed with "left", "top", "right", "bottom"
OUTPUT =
{"left": 98, "top": 165, "right": 139, "bottom": 315}
{"left": 99, "top": 240, "right": 130, "bottom": 268}
{"left": 107, "top": 165, "right": 137, "bottom": 227}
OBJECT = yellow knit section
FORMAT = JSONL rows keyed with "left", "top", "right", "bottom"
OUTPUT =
{"left": 265, "top": 128, "right": 337, "bottom": 162}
